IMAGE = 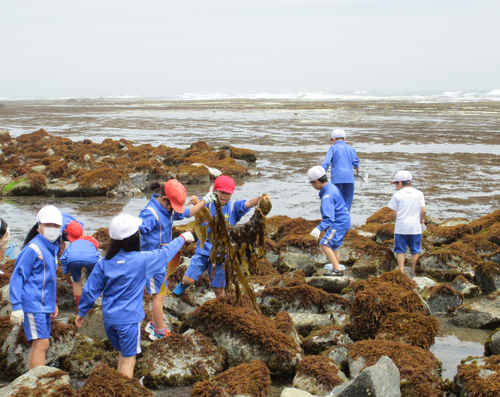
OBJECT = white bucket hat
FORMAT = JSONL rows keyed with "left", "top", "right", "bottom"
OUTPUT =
{"left": 109, "top": 214, "right": 143, "bottom": 240}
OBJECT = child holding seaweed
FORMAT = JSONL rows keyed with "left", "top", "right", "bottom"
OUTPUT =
{"left": 75, "top": 214, "right": 194, "bottom": 378}
{"left": 140, "top": 179, "right": 215, "bottom": 340}
{"left": 172, "top": 175, "right": 262, "bottom": 299}
{"left": 9, "top": 205, "right": 63, "bottom": 369}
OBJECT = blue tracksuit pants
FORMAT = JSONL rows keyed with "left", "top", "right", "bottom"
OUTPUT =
{"left": 334, "top": 183, "right": 354, "bottom": 212}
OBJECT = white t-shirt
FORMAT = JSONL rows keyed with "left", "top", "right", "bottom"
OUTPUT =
{"left": 388, "top": 187, "right": 425, "bottom": 235}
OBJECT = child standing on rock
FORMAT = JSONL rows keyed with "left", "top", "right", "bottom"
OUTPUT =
{"left": 140, "top": 179, "right": 215, "bottom": 341}
{"left": 307, "top": 166, "right": 351, "bottom": 277}
{"left": 388, "top": 171, "right": 427, "bottom": 276}
{"left": 9, "top": 205, "right": 63, "bottom": 370}
{"left": 60, "top": 220, "right": 101, "bottom": 311}
{"left": 75, "top": 214, "right": 194, "bottom": 378}
{"left": 172, "top": 175, "right": 262, "bottom": 299}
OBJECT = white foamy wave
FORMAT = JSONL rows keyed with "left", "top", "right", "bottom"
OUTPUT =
{"left": 487, "top": 89, "right": 500, "bottom": 96}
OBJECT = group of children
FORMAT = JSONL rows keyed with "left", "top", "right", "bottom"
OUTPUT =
{"left": 8, "top": 129, "right": 426, "bottom": 379}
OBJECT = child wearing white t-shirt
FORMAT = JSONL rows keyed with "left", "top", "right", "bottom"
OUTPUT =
{"left": 388, "top": 171, "right": 427, "bottom": 276}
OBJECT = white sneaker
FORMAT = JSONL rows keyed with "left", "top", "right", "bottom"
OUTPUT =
{"left": 145, "top": 321, "right": 155, "bottom": 334}
{"left": 324, "top": 264, "right": 346, "bottom": 271}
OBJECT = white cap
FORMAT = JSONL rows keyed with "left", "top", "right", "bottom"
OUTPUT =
{"left": 36, "top": 205, "right": 63, "bottom": 226}
{"left": 392, "top": 170, "right": 412, "bottom": 183}
{"left": 331, "top": 129, "right": 346, "bottom": 139}
{"left": 109, "top": 214, "right": 143, "bottom": 240}
{"left": 307, "top": 166, "right": 326, "bottom": 183}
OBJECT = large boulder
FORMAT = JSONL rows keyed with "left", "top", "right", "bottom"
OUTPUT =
{"left": 191, "top": 360, "right": 271, "bottom": 397}
{"left": 451, "top": 275, "right": 481, "bottom": 298}
{"left": 0, "top": 366, "right": 73, "bottom": 397}
{"left": 0, "top": 321, "right": 77, "bottom": 380}
{"left": 288, "top": 313, "right": 335, "bottom": 337}
{"left": 292, "top": 355, "right": 347, "bottom": 396}
{"left": 421, "top": 284, "right": 464, "bottom": 314}
{"left": 136, "top": 329, "right": 225, "bottom": 387}
{"left": 453, "top": 291, "right": 500, "bottom": 328}
{"left": 426, "top": 223, "right": 472, "bottom": 245}
{"left": 302, "top": 325, "right": 353, "bottom": 356}
{"left": 419, "top": 242, "right": 482, "bottom": 281}
{"left": 331, "top": 355, "right": 401, "bottom": 397}
{"left": 181, "top": 299, "right": 303, "bottom": 377}
{"left": 278, "top": 251, "right": 317, "bottom": 276}
{"left": 78, "top": 307, "right": 108, "bottom": 341}
{"left": 485, "top": 329, "right": 500, "bottom": 356}
{"left": 474, "top": 262, "right": 500, "bottom": 294}
{"left": 305, "top": 276, "right": 356, "bottom": 294}
{"left": 339, "top": 230, "right": 396, "bottom": 278}
{"left": 469, "top": 210, "right": 500, "bottom": 233}
{"left": 348, "top": 340, "right": 441, "bottom": 397}
{"left": 455, "top": 356, "right": 500, "bottom": 397}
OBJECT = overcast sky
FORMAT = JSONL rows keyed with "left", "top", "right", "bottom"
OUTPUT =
{"left": 1, "top": 0, "right": 499, "bottom": 98}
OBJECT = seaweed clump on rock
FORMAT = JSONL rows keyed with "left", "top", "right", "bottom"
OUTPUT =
{"left": 455, "top": 355, "right": 500, "bottom": 397}
{"left": 191, "top": 360, "right": 271, "bottom": 397}
{"left": 346, "top": 270, "right": 426, "bottom": 340}
{"left": 76, "top": 364, "right": 154, "bottom": 397}
{"left": 348, "top": 340, "right": 441, "bottom": 397}
{"left": 292, "top": 355, "right": 347, "bottom": 396}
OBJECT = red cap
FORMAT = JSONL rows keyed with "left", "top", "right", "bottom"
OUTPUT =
{"left": 66, "top": 221, "right": 83, "bottom": 242}
{"left": 82, "top": 235, "right": 100, "bottom": 250}
{"left": 214, "top": 175, "right": 235, "bottom": 194}
{"left": 164, "top": 179, "right": 187, "bottom": 213}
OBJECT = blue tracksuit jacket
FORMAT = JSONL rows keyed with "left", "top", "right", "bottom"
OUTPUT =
{"left": 9, "top": 234, "right": 59, "bottom": 313}
{"left": 321, "top": 141, "right": 360, "bottom": 184}
{"left": 60, "top": 239, "right": 100, "bottom": 273}
{"left": 139, "top": 194, "right": 191, "bottom": 251}
{"left": 195, "top": 200, "right": 250, "bottom": 256}
{"left": 77, "top": 236, "right": 185, "bottom": 325}
{"left": 317, "top": 183, "right": 351, "bottom": 231}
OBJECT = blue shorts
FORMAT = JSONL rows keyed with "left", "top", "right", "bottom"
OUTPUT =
{"left": 67, "top": 260, "right": 96, "bottom": 283}
{"left": 184, "top": 253, "right": 226, "bottom": 289}
{"left": 146, "top": 267, "right": 167, "bottom": 295}
{"left": 104, "top": 322, "right": 142, "bottom": 358}
{"left": 23, "top": 313, "right": 51, "bottom": 341}
{"left": 320, "top": 228, "right": 349, "bottom": 251}
{"left": 394, "top": 234, "right": 422, "bottom": 254}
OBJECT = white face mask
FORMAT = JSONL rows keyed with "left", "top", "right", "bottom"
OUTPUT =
{"left": 41, "top": 227, "right": 61, "bottom": 243}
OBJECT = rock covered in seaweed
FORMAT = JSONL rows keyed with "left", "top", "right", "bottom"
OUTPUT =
{"left": 453, "top": 291, "right": 500, "bottom": 328}
{"left": 181, "top": 299, "right": 303, "bottom": 377}
{"left": 301, "top": 325, "right": 353, "bottom": 357}
{"left": 135, "top": 329, "right": 225, "bottom": 388}
{"left": 191, "top": 360, "right": 271, "bottom": 397}
{"left": 421, "top": 284, "right": 464, "bottom": 314}
{"left": 0, "top": 366, "right": 73, "bottom": 397}
{"left": 452, "top": 275, "right": 481, "bottom": 298}
{"left": 292, "top": 355, "right": 347, "bottom": 396}
{"left": 347, "top": 340, "right": 441, "bottom": 397}
{"left": 474, "top": 262, "right": 500, "bottom": 294}
{"left": 454, "top": 355, "right": 500, "bottom": 397}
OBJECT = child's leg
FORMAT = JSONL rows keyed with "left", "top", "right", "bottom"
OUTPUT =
{"left": 320, "top": 245, "right": 341, "bottom": 271}
{"left": 394, "top": 234, "right": 408, "bottom": 273}
{"left": 409, "top": 234, "right": 422, "bottom": 275}
{"left": 397, "top": 254, "right": 406, "bottom": 272}
{"left": 117, "top": 352, "right": 136, "bottom": 378}
{"left": 28, "top": 338, "right": 49, "bottom": 369}
{"left": 210, "top": 263, "right": 226, "bottom": 298}
{"left": 212, "top": 287, "right": 225, "bottom": 299}
{"left": 151, "top": 293, "right": 166, "bottom": 331}
{"left": 411, "top": 254, "right": 419, "bottom": 274}
{"left": 70, "top": 266, "right": 83, "bottom": 309}
{"left": 174, "top": 254, "right": 208, "bottom": 295}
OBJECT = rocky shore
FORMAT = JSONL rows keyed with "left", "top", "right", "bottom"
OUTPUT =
{"left": 1, "top": 206, "right": 500, "bottom": 396}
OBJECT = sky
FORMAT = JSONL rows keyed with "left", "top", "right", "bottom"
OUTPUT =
{"left": 1, "top": 0, "right": 499, "bottom": 98}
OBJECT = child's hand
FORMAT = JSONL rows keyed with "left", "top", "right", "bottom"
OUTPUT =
{"left": 51, "top": 305, "right": 59, "bottom": 319}
{"left": 181, "top": 232, "right": 195, "bottom": 243}
{"left": 189, "top": 195, "right": 200, "bottom": 205}
{"left": 75, "top": 315, "right": 85, "bottom": 328}
{"left": 63, "top": 273, "right": 73, "bottom": 286}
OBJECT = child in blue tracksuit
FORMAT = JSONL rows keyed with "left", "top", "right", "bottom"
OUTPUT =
{"left": 321, "top": 129, "right": 360, "bottom": 212}
{"left": 139, "top": 179, "right": 213, "bottom": 341}
{"left": 307, "top": 166, "right": 351, "bottom": 277}
{"left": 9, "top": 205, "right": 63, "bottom": 370}
{"left": 61, "top": 212, "right": 84, "bottom": 242}
{"left": 75, "top": 214, "right": 194, "bottom": 379}
{"left": 172, "top": 175, "right": 262, "bottom": 299}
{"left": 60, "top": 221, "right": 100, "bottom": 311}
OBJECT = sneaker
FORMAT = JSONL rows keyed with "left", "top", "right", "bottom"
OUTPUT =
{"left": 409, "top": 272, "right": 417, "bottom": 277}
{"left": 149, "top": 327, "right": 170, "bottom": 341}
{"left": 145, "top": 321, "right": 155, "bottom": 334}
{"left": 324, "top": 264, "right": 345, "bottom": 271}
{"left": 326, "top": 269, "right": 344, "bottom": 277}
{"left": 172, "top": 283, "right": 189, "bottom": 296}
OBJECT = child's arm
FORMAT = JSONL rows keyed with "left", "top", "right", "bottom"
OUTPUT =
{"left": 144, "top": 233, "right": 193, "bottom": 279}
{"left": 138, "top": 210, "right": 157, "bottom": 235}
{"left": 245, "top": 195, "right": 263, "bottom": 209}
{"left": 316, "top": 196, "right": 336, "bottom": 232}
{"left": 321, "top": 147, "right": 333, "bottom": 172}
{"left": 352, "top": 149, "right": 360, "bottom": 173}
{"left": 9, "top": 248, "right": 38, "bottom": 312}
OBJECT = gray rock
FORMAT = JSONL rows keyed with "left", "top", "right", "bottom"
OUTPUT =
{"left": 0, "top": 173, "right": 13, "bottom": 189}
{"left": 0, "top": 366, "right": 71, "bottom": 397}
{"left": 332, "top": 356, "right": 401, "bottom": 397}
{"left": 234, "top": 159, "right": 249, "bottom": 169}
{"left": 488, "top": 330, "right": 500, "bottom": 355}
{"left": 419, "top": 247, "right": 479, "bottom": 280}
{"left": 286, "top": 245, "right": 328, "bottom": 264}
{"left": 452, "top": 277, "right": 480, "bottom": 298}
{"left": 293, "top": 360, "right": 348, "bottom": 396}
{"left": 191, "top": 163, "right": 222, "bottom": 178}
{"left": 128, "top": 172, "right": 147, "bottom": 187}
{"left": 474, "top": 263, "right": 500, "bottom": 294}
{"left": 289, "top": 312, "right": 334, "bottom": 337}
{"left": 324, "top": 345, "right": 350, "bottom": 367}
{"left": 0, "top": 284, "right": 11, "bottom": 316}
{"left": 138, "top": 329, "right": 225, "bottom": 387}
{"left": 266, "top": 252, "right": 279, "bottom": 263}
{"left": 413, "top": 276, "right": 438, "bottom": 293}
{"left": 305, "top": 276, "right": 356, "bottom": 294}
{"left": 302, "top": 326, "right": 353, "bottom": 356}
{"left": 278, "top": 252, "right": 316, "bottom": 276}
{"left": 422, "top": 286, "right": 463, "bottom": 314}
{"left": 453, "top": 291, "right": 500, "bottom": 328}
{"left": 454, "top": 356, "right": 500, "bottom": 397}
{"left": 78, "top": 307, "right": 108, "bottom": 341}
{"left": 31, "top": 165, "right": 47, "bottom": 173}
{"left": 83, "top": 154, "right": 91, "bottom": 161}
{"left": 46, "top": 148, "right": 55, "bottom": 156}
{"left": 439, "top": 218, "right": 469, "bottom": 227}
{"left": 280, "top": 388, "right": 314, "bottom": 397}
